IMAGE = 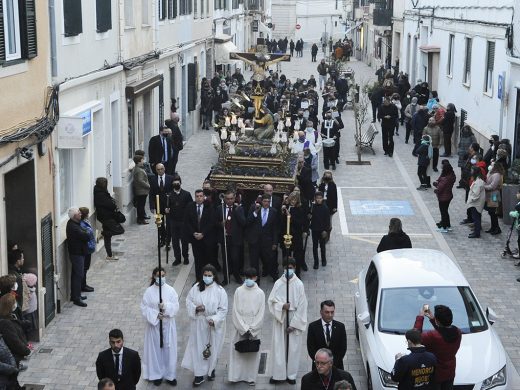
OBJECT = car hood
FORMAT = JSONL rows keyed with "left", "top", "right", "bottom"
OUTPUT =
{"left": 376, "top": 330, "right": 506, "bottom": 383}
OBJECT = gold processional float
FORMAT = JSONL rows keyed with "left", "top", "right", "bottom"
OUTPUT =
{"left": 208, "top": 44, "right": 300, "bottom": 194}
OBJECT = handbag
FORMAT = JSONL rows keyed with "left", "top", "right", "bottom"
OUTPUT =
{"left": 114, "top": 210, "right": 126, "bottom": 224}
{"left": 234, "top": 337, "right": 261, "bottom": 353}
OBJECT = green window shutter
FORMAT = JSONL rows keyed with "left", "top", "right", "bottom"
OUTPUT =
{"left": 64, "top": 0, "right": 83, "bottom": 37}
{"left": 0, "top": 0, "right": 5, "bottom": 65}
{"left": 188, "top": 63, "right": 197, "bottom": 112}
{"left": 96, "top": 0, "right": 112, "bottom": 33}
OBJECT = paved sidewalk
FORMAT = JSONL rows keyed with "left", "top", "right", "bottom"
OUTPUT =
{"left": 19, "top": 52, "right": 520, "bottom": 390}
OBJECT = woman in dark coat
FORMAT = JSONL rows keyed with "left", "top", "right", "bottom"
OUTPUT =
{"left": 433, "top": 160, "right": 456, "bottom": 231}
{"left": 377, "top": 218, "right": 412, "bottom": 253}
{"left": 93, "top": 177, "right": 124, "bottom": 260}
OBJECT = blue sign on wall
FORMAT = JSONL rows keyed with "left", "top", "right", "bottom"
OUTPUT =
{"left": 79, "top": 110, "right": 92, "bottom": 136}
{"left": 349, "top": 200, "right": 414, "bottom": 216}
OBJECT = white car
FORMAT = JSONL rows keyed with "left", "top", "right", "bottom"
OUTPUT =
{"left": 354, "top": 248, "right": 509, "bottom": 390}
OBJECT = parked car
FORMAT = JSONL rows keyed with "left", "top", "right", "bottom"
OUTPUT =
{"left": 354, "top": 248, "right": 509, "bottom": 390}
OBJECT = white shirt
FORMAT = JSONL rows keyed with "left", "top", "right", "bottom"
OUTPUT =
{"left": 321, "top": 319, "right": 332, "bottom": 341}
{"left": 157, "top": 174, "right": 165, "bottom": 187}
{"left": 196, "top": 203, "right": 204, "bottom": 215}
{"left": 112, "top": 347, "right": 123, "bottom": 376}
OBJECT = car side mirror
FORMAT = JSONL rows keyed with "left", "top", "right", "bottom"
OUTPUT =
{"left": 358, "top": 311, "right": 371, "bottom": 329}
{"left": 486, "top": 307, "right": 497, "bottom": 325}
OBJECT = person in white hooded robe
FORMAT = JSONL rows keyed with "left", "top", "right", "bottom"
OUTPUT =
{"left": 181, "top": 264, "right": 228, "bottom": 387}
{"left": 268, "top": 258, "right": 308, "bottom": 385}
{"left": 228, "top": 267, "right": 265, "bottom": 385}
{"left": 141, "top": 267, "right": 179, "bottom": 386}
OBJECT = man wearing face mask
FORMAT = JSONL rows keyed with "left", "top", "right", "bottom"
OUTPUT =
{"left": 228, "top": 267, "right": 265, "bottom": 385}
{"left": 148, "top": 126, "right": 174, "bottom": 175}
{"left": 321, "top": 110, "right": 340, "bottom": 170}
{"left": 268, "top": 258, "right": 308, "bottom": 385}
{"left": 141, "top": 267, "right": 179, "bottom": 386}
{"left": 305, "top": 121, "right": 323, "bottom": 155}
{"left": 292, "top": 109, "right": 306, "bottom": 130}
{"left": 483, "top": 135, "right": 500, "bottom": 167}
{"left": 165, "top": 175, "right": 193, "bottom": 266}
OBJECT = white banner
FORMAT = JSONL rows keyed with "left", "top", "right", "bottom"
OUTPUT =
{"left": 57, "top": 116, "right": 84, "bottom": 149}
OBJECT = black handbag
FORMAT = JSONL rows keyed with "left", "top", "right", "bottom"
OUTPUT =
{"left": 234, "top": 338, "right": 260, "bottom": 353}
{"left": 114, "top": 210, "right": 126, "bottom": 224}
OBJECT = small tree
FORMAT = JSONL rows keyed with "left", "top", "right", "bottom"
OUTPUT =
{"left": 352, "top": 80, "right": 371, "bottom": 162}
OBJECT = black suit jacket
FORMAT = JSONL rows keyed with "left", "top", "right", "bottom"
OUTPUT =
{"left": 184, "top": 202, "right": 217, "bottom": 244}
{"left": 95, "top": 347, "right": 141, "bottom": 390}
{"left": 246, "top": 206, "right": 279, "bottom": 245}
{"left": 318, "top": 181, "right": 338, "bottom": 213}
{"left": 307, "top": 319, "right": 347, "bottom": 370}
{"left": 148, "top": 134, "right": 173, "bottom": 169}
{"left": 216, "top": 204, "right": 246, "bottom": 244}
{"left": 149, "top": 174, "right": 174, "bottom": 212}
{"left": 301, "top": 367, "right": 357, "bottom": 390}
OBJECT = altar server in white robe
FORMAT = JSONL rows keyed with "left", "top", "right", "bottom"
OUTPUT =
{"left": 228, "top": 267, "right": 265, "bottom": 385}
{"left": 141, "top": 267, "right": 180, "bottom": 386}
{"left": 268, "top": 258, "right": 308, "bottom": 385}
{"left": 182, "top": 264, "right": 228, "bottom": 387}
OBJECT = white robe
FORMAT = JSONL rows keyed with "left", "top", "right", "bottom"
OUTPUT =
{"left": 268, "top": 274, "right": 308, "bottom": 380}
{"left": 181, "top": 282, "right": 228, "bottom": 377}
{"left": 141, "top": 283, "right": 179, "bottom": 381}
{"left": 228, "top": 284, "right": 265, "bottom": 383}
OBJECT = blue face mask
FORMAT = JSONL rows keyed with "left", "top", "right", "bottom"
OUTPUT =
{"left": 155, "top": 277, "right": 165, "bottom": 286}
{"left": 244, "top": 279, "right": 256, "bottom": 288}
{"left": 203, "top": 276, "right": 214, "bottom": 285}
{"left": 306, "top": 127, "right": 313, "bottom": 132}
{"left": 286, "top": 269, "right": 295, "bottom": 278}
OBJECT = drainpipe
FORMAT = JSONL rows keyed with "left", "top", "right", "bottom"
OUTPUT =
{"left": 48, "top": 0, "right": 57, "bottom": 78}
{"left": 118, "top": 0, "right": 125, "bottom": 61}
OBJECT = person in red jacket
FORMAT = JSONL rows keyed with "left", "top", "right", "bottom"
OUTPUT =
{"left": 414, "top": 305, "right": 461, "bottom": 390}
{"left": 433, "top": 160, "right": 456, "bottom": 232}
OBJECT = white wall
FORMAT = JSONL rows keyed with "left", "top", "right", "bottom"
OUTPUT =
{"left": 294, "top": 0, "right": 346, "bottom": 43}
{"left": 271, "top": 0, "right": 297, "bottom": 39}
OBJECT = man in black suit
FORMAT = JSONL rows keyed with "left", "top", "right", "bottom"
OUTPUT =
{"left": 149, "top": 163, "right": 174, "bottom": 246}
{"left": 301, "top": 348, "right": 357, "bottom": 390}
{"left": 165, "top": 175, "right": 193, "bottom": 266}
{"left": 246, "top": 194, "right": 279, "bottom": 283}
{"left": 164, "top": 116, "right": 184, "bottom": 174}
{"left": 216, "top": 189, "right": 246, "bottom": 285}
{"left": 184, "top": 189, "right": 217, "bottom": 280}
{"left": 96, "top": 329, "right": 141, "bottom": 390}
{"left": 148, "top": 126, "right": 174, "bottom": 175}
{"left": 307, "top": 300, "right": 347, "bottom": 370}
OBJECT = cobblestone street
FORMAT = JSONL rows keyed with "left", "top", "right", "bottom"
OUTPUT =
{"left": 19, "top": 51, "right": 520, "bottom": 389}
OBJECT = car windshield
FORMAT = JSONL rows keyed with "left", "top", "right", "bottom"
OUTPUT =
{"left": 378, "top": 286, "right": 488, "bottom": 334}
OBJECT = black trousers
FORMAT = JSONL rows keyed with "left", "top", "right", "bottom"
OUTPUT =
{"left": 405, "top": 121, "right": 412, "bottom": 142}
{"left": 443, "top": 132, "right": 452, "bottom": 156}
{"left": 103, "top": 232, "right": 113, "bottom": 257}
{"left": 192, "top": 240, "right": 215, "bottom": 280}
{"left": 418, "top": 166, "right": 428, "bottom": 186}
{"left": 220, "top": 237, "right": 243, "bottom": 281}
{"left": 169, "top": 221, "right": 189, "bottom": 261}
{"left": 485, "top": 205, "right": 499, "bottom": 230}
{"left": 249, "top": 241, "right": 277, "bottom": 281}
{"left": 432, "top": 148, "right": 439, "bottom": 170}
{"left": 381, "top": 126, "right": 394, "bottom": 155}
{"left": 469, "top": 207, "right": 482, "bottom": 236}
{"left": 311, "top": 54, "right": 317, "bottom": 62}
{"left": 438, "top": 200, "right": 451, "bottom": 228}
{"left": 323, "top": 146, "right": 337, "bottom": 169}
{"left": 433, "top": 380, "right": 454, "bottom": 390}
{"left": 464, "top": 187, "right": 472, "bottom": 221}
{"left": 134, "top": 194, "right": 147, "bottom": 220}
{"left": 311, "top": 230, "right": 326, "bottom": 264}
{"left": 371, "top": 102, "right": 378, "bottom": 122}
{"left": 69, "top": 254, "right": 85, "bottom": 301}
{"left": 82, "top": 253, "right": 91, "bottom": 289}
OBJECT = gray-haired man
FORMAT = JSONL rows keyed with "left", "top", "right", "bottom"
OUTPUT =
{"left": 301, "top": 348, "right": 357, "bottom": 390}
{"left": 66, "top": 207, "right": 90, "bottom": 307}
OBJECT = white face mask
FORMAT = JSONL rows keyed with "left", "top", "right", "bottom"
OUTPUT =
{"left": 11, "top": 283, "right": 18, "bottom": 292}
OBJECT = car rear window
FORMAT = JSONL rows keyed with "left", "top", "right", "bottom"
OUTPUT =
{"left": 378, "top": 286, "right": 488, "bottom": 334}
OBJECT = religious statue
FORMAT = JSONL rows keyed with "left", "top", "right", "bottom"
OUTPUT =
{"left": 252, "top": 109, "right": 275, "bottom": 140}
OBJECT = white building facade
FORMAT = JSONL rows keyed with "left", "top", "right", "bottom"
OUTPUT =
{"left": 506, "top": 0, "right": 520, "bottom": 159}
{"left": 401, "top": 1, "right": 513, "bottom": 143}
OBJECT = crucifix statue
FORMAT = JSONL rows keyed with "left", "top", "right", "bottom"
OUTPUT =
{"left": 230, "top": 48, "right": 291, "bottom": 119}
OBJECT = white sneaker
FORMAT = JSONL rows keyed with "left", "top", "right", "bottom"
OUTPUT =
{"left": 106, "top": 255, "right": 119, "bottom": 261}
{"left": 437, "top": 228, "right": 448, "bottom": 233}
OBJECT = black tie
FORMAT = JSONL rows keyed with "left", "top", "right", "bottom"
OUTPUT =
{"left": 114, "top": 353, "right": 120, "bottom": 379}
{"left": 159, "top": 176, "right": 164, "bottom": 191}
{"left": 325, "top": 323, "right": 331, "bottom": 345}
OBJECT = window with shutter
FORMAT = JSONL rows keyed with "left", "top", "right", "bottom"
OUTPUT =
{"left": 158, "top": 0, "right": 166, "bottom": 20}
{"left": 188, "top": 62, "right": 197, "bottom": 112}
{"left": 188, "top": 0, "right": 192, "bottom": 14}
{"left": 463, "top": 37, "right": 471, "bottom": 85}
{"left": 168, "top": 0, "right": 177, "bottom": 19}
{"left": 200, "top": 0, "right": 204, "bottom": 17}
{"left": 0, "top": 0, "right": 4, "bottom": 65}
{"left": 64, "top": 0, "right": 83, "bottom": 37}
{"left": 485, "top": 41, "right": 495, "bottom": 93}
{"left": 96, "top": 0, "right": 112, "bottom": 33}
{"left": 194, "top": 0, "right": 197, "bottom": 17}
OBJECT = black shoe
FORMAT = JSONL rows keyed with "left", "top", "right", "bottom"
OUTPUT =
{"left": 73, "top": 300, "right": 87, "bottom": 307}
{"left": 82, "top": 286, "right": 94, "bottom": 292}
{"left": 313, "top": 262, "right": 319, "bottom": 270}
{"left": 460, "top": 219, "right": 472, "bottom": 225}
{"left": 332, "top": 165, "right": 336, "bottom": 170}
{"left": 160, "top": 241, "right": 165, "bottom": 248}
{"left": 517, "top": 278, "right": 520, "bottom": 282}
{"left": 270, "top": 378, "right": 283, "bottom": 384}
{"left": 335, "top": 158, "right": 340, "bottom": 164}
{"left": 144, "top": 215, "right": 151, "bottom": 220}
{"left": 172, "top": 260, "right": 181, "bottom": 266}
{"left": 405, "top": 140, "right": 409, "bottom": 144}
{"left": 153, "top": 379, "right": 162, "bottom": 386}
{"left": 388, "top": 154, "right": 393, "bottom": 157}
{"left": 384, "top": 152, "right": 388, "bottom": 156}
{"left": 485, "top": 228, "right": 494, "bottom": 233}
{"left": 183, "top": 258, "right": 189, "bottom": 265}
{"left": 193, "top": 376, "right": 205, "bottom": 386}
{"left": 436, "top": 222, "right": 442, "bottom": 228}
{"left": 322, "top": 260, "right": 327, "bottom": 267}
{"left": 456, "top": 185, "right": 465, "bottom": 189}
{"left": 80, "top": 295, "right": 87, "bottom": 300}
{"left": 287, "top": 379, "right": 297, "bottom": 385}
{"left": 491, "top": 228, "right": 502, "bottom": 235}
{"left": 208, "top": 370, "right": 215, "bottom": 381}
{"left": 468, "top": 233, "right": 480, "bottom": 238}
{"left": 166, "top": 379, "right": 177, "bottom": 386}
{"left": 301, "top": 262, "right": 308, "bottom": 271}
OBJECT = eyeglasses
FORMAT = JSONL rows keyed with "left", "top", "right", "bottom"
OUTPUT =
{"left": 314, "top": 360, "right": 332, "bottom": 366}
